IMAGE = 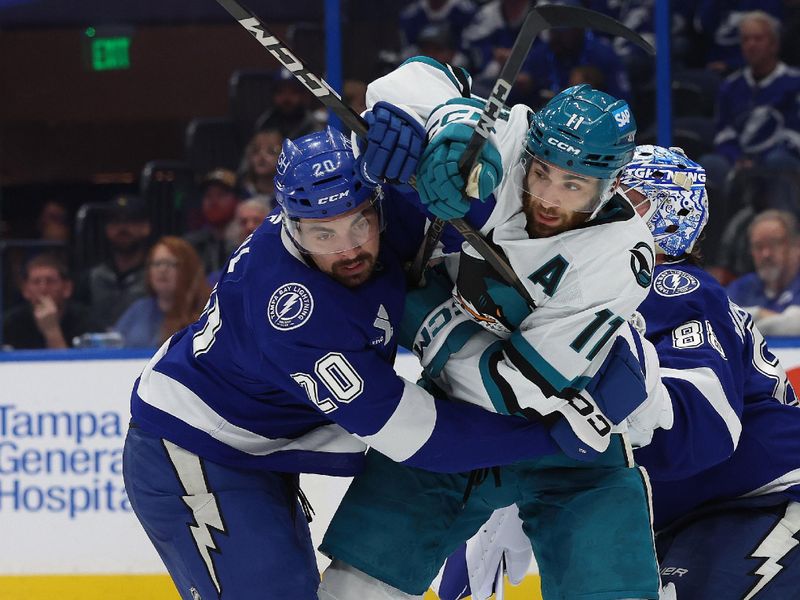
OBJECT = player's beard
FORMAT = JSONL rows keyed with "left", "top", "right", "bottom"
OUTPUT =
{"left": 523, "top": 200, "right": 589, "bottom": 238}
{"left": 330, "top": 252, "right": 376, "bottom": 287}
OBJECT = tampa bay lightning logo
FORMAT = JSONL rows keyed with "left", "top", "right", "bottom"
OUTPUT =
{"left": 267, "top": 283, "right": 314, "bottom": 330}
{"left": 629, "top": 242, "right": 654, "bottom": 288}
{"left": 654, "top": 269, "right": 700, "bottom": 297}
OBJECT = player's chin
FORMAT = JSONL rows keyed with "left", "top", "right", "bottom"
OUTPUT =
{"left": 332, "top": 258, "right": 376, "bottom": 287}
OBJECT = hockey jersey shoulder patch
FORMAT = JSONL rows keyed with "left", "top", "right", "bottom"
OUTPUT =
{"left": 267, "top": 282, "right": 314, "bottom": 331}
{"left": 653, "top": 268, "right": 701, "bottom": 297}
{"left": 629, "top": 241, "right": 654, "bottom": 288}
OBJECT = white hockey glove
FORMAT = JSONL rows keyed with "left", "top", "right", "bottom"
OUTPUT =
{"left": 465, "top": 505, "right": 532, "bottom": 600}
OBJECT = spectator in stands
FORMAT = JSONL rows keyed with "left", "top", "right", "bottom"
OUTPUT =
{"left": 236, "top": 199, "right": 269, "bottom": 244}
{"left": 184, "top": 168, "right": 240, "bottom": 276}
{"left": 74, "top": 194, "right": 151, "bottom": 330}
{"left": 113, "top": 236, "right": 210, "bottom": 349}
{"left": 237, "top": 128, "right": 283, "bottom": 208}
{"left": 36, "top": 199, "right": 71, "bottom": 245}
{"left": 702, "top": 11, "right": 800, "bottom": 192}
{"left": 727, "top": 209, "right": 800, "bottom": 335}
{"left": 255, "top": 69, "right": 323, "bottom": 139}
{"left": 695, "top": 0, "right": 782, "bottom": 75}
{"left": 399, "top": 0, "right": 477, "bottom": 60}
{"left": 2, "top": 198, "right": 73, "bottom": 312}
{"left": 461, "top": 0, "right": 535, "bottom": 99}
{"left": 2, "top": 253, "right": 97, "bottom": 350}
{"left": 524, "top": 1, "right": 631, "bottom": 106}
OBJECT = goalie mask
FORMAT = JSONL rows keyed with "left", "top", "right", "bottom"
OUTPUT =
{"left": 275, "top": 127, "right": 385, "bottom": 255}
{"left": 620, "top": 145, "right": 708, "bottom": 258}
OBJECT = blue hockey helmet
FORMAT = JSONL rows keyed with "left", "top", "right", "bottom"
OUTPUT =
{"left": 620, "top": 145, "right": 709, "bottom": 257}
{"left": 525, "top": 84, "right": 637, "bottom": 181}
{"left": 275, "top": 127, "right": 384, "bottom": 254}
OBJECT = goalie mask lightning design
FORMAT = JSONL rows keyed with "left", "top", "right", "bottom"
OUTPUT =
{"left": 620, "top": 145, "right": 709, "bottom": 258}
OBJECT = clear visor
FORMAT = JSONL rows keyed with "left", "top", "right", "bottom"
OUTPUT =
{"left": 284, "top": 193, "right": 385, "bottom": 255}
{"left": 513, "top": 149, "right": 615, "bottom": 214}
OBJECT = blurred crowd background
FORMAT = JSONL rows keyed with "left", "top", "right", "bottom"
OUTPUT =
{"left": 5, "top": 0, "right": 800, "bottom": 350}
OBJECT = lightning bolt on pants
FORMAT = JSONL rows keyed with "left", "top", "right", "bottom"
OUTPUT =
{"left": 656, "top": 494, "right": 800, "bottom": 599}
{"left": 123, "top": 426, "right": 319, "bottom": 600}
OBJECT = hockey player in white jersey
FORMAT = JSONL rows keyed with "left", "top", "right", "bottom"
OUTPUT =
{"left": 318, "top": 59, "right": 665, "bottom": 600}
{"left": 441, "top": 146, "right": 800, "bottom": 600}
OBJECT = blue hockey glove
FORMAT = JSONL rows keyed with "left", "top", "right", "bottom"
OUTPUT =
{"left": 356, "top": 101, "right": 426, "bottom": 186}
{"left": 549, "top": 335, "right": 647, "bottom": 462}
{"left": 584, "top": 335, "right": 647, "bottom": 425}
{"left": 416, "top": 99, "right": 503, "bottom": 221}
{"left": 398, "top": 265, "right": 483, "bottom": 378}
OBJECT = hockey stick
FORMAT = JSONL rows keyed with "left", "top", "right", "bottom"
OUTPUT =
{"left": 407, "top": 4, "right": 655, "bottom": 287}
{"left": 214, "top": 0, "right": 539, "bottom": 305}
{"left": 495, "top": 555, "right": 506, "bottom": 600}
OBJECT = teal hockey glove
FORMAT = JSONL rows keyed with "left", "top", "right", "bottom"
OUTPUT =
{"left": 399, "top": 265, "right": 483, "bottom": 378}
{"left": 416, "top": 99, "right": 503, "bottom": 221}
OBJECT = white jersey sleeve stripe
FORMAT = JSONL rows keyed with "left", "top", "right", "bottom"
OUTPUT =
{"left": 138, "top": 368, "right": 366, "bottom": 456}
{"left": 661, "top": 366, "right": 742, "bottom": 449}
{"left": 358, "top": 378, "right": 437, "bottom": 462}
{"left": 741, "top": 468, "right": 800, "bottom": 497}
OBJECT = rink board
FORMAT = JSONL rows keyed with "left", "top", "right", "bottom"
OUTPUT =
{"left": 4, "top": 343, "right": 800, "bottom": 599}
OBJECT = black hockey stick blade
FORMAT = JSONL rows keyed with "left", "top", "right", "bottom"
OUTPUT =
{"left": 215, "top": 0, "right": 369, "bottom": 138}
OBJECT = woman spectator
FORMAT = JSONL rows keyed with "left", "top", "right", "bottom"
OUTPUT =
{"left": 237, "top": 128, "right": 284, "bottom": 208}
{"left": 113, "top": 236, "right": 210, "bottom": 349}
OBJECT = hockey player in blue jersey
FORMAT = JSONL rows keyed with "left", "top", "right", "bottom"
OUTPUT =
{"left": 442, "top": 145, "right": 800, "bottom": 600}
{"left": 121, "top": 126, "right": 601, "bottom": 600}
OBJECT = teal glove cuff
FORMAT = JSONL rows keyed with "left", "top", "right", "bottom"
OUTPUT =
{"left": 399, "top": 266, "right": 483, "bottom": 378}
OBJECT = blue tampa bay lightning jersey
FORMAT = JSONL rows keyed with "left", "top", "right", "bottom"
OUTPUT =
{"left": 633, "top": 263, "right": 800, "bottom": 530}
{"left": 129, "top": 190, "right": 558, "bottom": 477}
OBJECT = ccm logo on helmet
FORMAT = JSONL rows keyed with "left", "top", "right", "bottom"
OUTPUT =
{"left": 318, "top": 190, "right": 350, "bottom": 204}
{"left": 547, "top": 137, "right": 581, "bottom": 155}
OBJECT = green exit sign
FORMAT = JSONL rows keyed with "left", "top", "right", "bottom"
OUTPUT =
{"left": 90, "top": 36, "right": 131, "bottom": 71}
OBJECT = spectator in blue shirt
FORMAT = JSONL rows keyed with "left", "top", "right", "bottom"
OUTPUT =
{"left": 701, "top": 11, "right": 800, "bottom": 199}
{"left": 695, "top": 0, "right": 782, "bottom": 75}
{"left": 114, "top": 236, "right": 211, "bottom": 349}
{"left": 728, "top": 209, "right": 800, "bottom": 335}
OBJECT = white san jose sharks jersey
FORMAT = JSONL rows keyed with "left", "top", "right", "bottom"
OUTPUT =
{"left": 368, "top": 57, "right": 656, "bottom": 424}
